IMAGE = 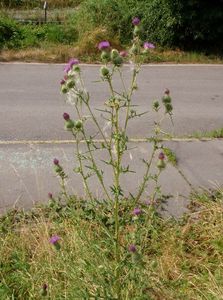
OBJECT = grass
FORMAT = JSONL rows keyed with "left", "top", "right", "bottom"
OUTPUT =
{"left": 1, "top": 189, "right": 223, "bottom": 299}
{"left": 1, "top": 45, "right": 223, "bottom": 64}
{"left": 187, "top": 128, "right": 223, "bottom": 139}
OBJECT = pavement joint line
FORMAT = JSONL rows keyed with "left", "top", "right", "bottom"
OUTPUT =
{"left": 1, "top": 62, "right": 223, "bottom": 67}
{"left": 0, "top": 137, "right": 222, "bottom": 145}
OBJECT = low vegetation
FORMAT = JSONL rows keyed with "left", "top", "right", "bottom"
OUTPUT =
{"left": 1, "top": 190, "right": 223, "bottom": 299}
{"left": 0, "top": 0, "right": 223, "bottom": 63}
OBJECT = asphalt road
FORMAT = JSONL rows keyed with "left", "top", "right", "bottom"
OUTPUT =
{"left": 0, "top": 63, "right": 223, "bottom": 140}
{"left": 0, "top": 63, "right": 223, "bottom": 216}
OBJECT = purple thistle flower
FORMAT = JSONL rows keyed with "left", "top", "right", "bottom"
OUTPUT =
{"left": 41, "top": 283, "right": 48, "bottom": 296}
{"left": 64, "top": 58, "right": 79, "bottom": 73}
{"left": 144, "top": 42, "right": 155, "bottom": 49}
{"left": 53, "top": 158, "right": 59, "bottom": 165}
{"left": 132, "top": 208, "right": 142, "bottom": 216}
{"left": 63, "top": 112, "right": 70, "bottom": 121}
{"left": 48, "top": 192, "right": 53, "bottom": 199}
{"left": 128, "top": 244, "right": 137, "bottom": 253}
{"left": 98, "top": 41, "right": 110, "bottom": 51}
{"left": 120, "top": 50, "right": 128, "bottom": 57}
{"left": 132, "top": 17, "right": 140, "bottom": 26}
{"left": 164, "top": 88, "right": 170, "bottom": 95}
{"left": 158, "top": 152, "right": 165, "bottom": 160}
{"left": 49, "top": 235, "right": 60, "bottom": 245}
{"left": 60, "top": 79, "right": 66, "bottom": 85}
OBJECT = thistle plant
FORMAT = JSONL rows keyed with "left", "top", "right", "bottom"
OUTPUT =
{"left": 55, "top": 17, "right": 175, "bottom": 298}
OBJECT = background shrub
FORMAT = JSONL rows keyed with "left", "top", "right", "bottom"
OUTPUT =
{"left": 0, "top": 13, "right": 78, "bottom": 49}
{"left": 0, "top": 13, "right": 23, "bottom": 48}
{"left": 74, "top": 0, "right": 223, "bottom": 52}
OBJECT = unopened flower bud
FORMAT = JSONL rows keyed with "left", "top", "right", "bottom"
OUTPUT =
{"left": 61, "top": 85, "right": 68, "bottom": 94}
{"left": 165, "top": 103, "right": 173, "bottom": 113}
{"left": 65, "top": 119, "right": 75, "bottom": 130}
{"left": 132, "top": 83, "right": 138, "bottom": 90}
{"left": 54, "top": 165, "right": 62, "bottom": 173}
{"left": 100, "top": 66, "right": 110, "bottom": 77}
{"left": 157, "top": 159, "right": 166, "bottom": 170}
{"left": 75, "top": 120, "right": 83, "bottom": 129}
{"left": 133, "top": 26, "right": 141, "bottom": 36}
{"left": 113, "top": 56, "right": 123, "bottom": 67}
{"left": 67, "top": 79, "right": 75, "bottom": 89}
{"left": 153, "top": 100, "right": 160, "bottom": 111}
{"left": 73, "top": 65, "right": 81, "bottom": 73}
{"left": 162, "top": 94, "right": 172, "bottom": 104}
{"left": 101, "top": 51, "right": 110, "bottom": 62}
{"left": 111, "top": 49, "right": 119, "bottom": 60}
{"left": 130, "top": 44, "right": 138, "bottom": 55}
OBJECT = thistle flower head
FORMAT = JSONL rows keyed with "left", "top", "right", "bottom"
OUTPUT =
{"left": 128, "top": 244, "right": 137, "bottom": 253}
{"left": 132, "top": 17, "right": 140, "bottom": 26}
{"left": 49, "top": 235, "right": 60, "bottom": 245}
{"left": 63, "top": 112, "right": 70, "bottom": 121}
{"left": 120, "top": 50, "right": 128, "bottom": 57}
{"left": 164, "top": 88, "right": 170, "bottom": 95}
{"left": 144, "top": 42, "right": 155, "bottom": 49}
{"left": 48, "top": 192, "right": 53, "bottom": 199}
{"left": 41, "top": 283, "right": 48, "bottom": 296}
{"left": 98, "top": 41, "right": 110, "bottom": 51}
{"left": 64, "top": 58, "right": 79, "bottom": 73}
{"left": 60, "top": 79, "right": 66, "bottom": 85}
{"left": 132, "top": 207, "right": 142, "bottom": 216}
{"left": 158, "top": 152, "right": 165, "bottom": 160}
{"left": 53, "top": 158, "right": 59, "bottom": 165}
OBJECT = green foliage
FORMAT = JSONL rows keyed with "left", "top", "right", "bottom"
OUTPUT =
{"left": 1, "top": 191, "right": 223, "bottom": 299}
{"left": 74, "top": 0, "right": 223, "bottom": 51}
{"left": 0, "top": 13, "right": 78, "bottom": 49}
{"left": 0, "top": 13, "right": 23, "bottom": 48}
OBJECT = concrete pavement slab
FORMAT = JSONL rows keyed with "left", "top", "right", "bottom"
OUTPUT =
{"left": 0, "top": 140, "right": 222, "bottom": 217}
{"left": 0, "top": 64, "right": 223, "bottom": 140}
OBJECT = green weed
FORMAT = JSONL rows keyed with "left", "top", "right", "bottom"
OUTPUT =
{"left": 1, "top": 191, "right": 223, "bottom": 299}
